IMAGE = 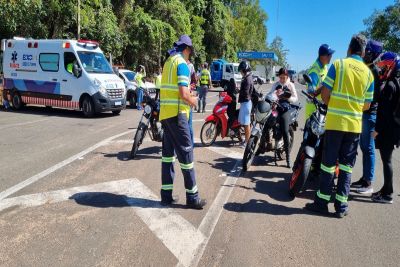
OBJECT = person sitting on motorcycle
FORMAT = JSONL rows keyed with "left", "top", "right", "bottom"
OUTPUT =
{"left": 267, "top": 67, "right": 298, "bottom": 168}
{"left": 226, "top": 78, "right": 238, "bottom": 128}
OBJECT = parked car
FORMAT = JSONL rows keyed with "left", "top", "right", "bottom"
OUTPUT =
{"left": 253, "top": 75, "right": 266, "bottom": 84}
{"left": 117, "top": 69, "right": 156, "bottom": 108}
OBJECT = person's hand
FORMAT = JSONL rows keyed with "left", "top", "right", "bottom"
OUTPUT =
{"left": 190, "top": 96, "right": 198, "bottom": 108}
{"left": 372, "top": 131, "right": 379, "bottom": 139}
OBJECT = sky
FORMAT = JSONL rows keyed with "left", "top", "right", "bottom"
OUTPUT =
{"left": 260, "top": 0, "right": 395, "bottom": 71}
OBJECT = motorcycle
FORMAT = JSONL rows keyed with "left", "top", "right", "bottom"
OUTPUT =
{"left": 200, "top": 92, "right": 244, "bottom": 146}
{"left": 248, "top": 85, "right": 301, "bottom": 170}
{"left": 130, "top": 90, "right": 163, "bottom": 159}
{"left": 289, "top": 74, "right": 327, "bottom": 197}
{"left": 200, "top": 79, "right": 263, "bottom": 147}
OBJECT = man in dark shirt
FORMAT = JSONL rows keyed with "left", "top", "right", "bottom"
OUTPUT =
{"left": 238, "top": 61, "right": 253, "bottom": 147}
{"left": 351, "top": 40, "right": 382, "bottom": 194}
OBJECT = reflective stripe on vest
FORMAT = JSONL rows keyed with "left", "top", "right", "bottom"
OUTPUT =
{"left": 201, "top": 69, "right": 210, "bottom": 85}
{"left": 325, "top": 57, "right": 374, "bottom": 133}
{"left": 159, "top": 54, "right": 191, "bottom": 121}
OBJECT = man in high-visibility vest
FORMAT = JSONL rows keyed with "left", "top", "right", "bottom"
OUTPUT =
{"left": 305, "top": 34, "right": 374, "bottom": 218}
{"left": 135, "top": 65, "right": 146, "bottom": 110}
{"left": 198, "top": 62, "right": 212, "bottom": 113}
{"left": 304, "top": 44, "right": 335, "bottom": 118}
{"left": 159, "top": 35, "right": 207, "bottom": 209}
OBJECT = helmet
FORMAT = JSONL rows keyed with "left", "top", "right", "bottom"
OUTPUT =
{"left": 375, "top": 52, "right": 399, "bottom": 80}
{"left": 364, "top": 40, "right": 383, "bottom": 64}
{"left": 238, "top": 60, "right": 251, "bottom": 73}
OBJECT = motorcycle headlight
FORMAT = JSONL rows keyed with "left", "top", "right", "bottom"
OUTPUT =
{"left": 311, "top": 120, "right": 325, "bottom": 136}
{"left": 144, "top": 105, "right": 152, "bottom": 114}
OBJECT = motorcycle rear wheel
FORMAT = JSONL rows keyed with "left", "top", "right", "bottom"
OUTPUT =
{"left": 200, "top": 121, "right": 218, "bottom": 146}
{"left": 289, "top": 154, "right": 312, "bottom": 197}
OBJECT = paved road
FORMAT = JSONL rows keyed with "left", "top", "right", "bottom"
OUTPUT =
{"left": 0, "top": 83, "right": 399, "bottom": 266}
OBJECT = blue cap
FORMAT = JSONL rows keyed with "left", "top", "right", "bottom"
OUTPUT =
{"left": 174, "top": 35, "right": 193, "bottom": 48}
{"left": 319, "top": 44, "right": 335, "bottom": 56}
{"left": 366, "top": 40, "right": 383, "bottom": 54}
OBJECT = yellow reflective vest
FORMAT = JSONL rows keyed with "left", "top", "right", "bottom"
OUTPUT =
{"left": 305, "top": 60, "right": 328, "bottom": 118}
{"left": 159, "top": 54, "right": 191, "bottom": 121}
{"left": 200, "top": 69, "right": 210, "bottom": 85}
{"left": 324, "top": 56, "right": 374, "bottom": 133}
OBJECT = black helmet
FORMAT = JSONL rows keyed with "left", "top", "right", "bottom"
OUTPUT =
{"left": 238, "top": 60, "right": 251, "bottom": 73}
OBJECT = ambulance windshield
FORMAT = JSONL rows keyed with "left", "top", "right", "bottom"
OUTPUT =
{"left": 77, "top": 51, "right": 113, "bottom": 74}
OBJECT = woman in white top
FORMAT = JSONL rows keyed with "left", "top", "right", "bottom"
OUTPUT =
{"left": 267, "top": 68, "right": 298, "bottom": 168}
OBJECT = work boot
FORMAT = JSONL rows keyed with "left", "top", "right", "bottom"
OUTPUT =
{"left": 160, "top": 195, "right": 180, "bottom": 206}
{"left": 305, "top": 202, "right": 329, "bottom": 216}
{"left": 186, "top": 198, "right": 207, "bottom": 210}
{"left": 335, "top": 210, "right": 349, "bottom": 219}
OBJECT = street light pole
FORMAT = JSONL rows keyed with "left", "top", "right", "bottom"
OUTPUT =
{"left": 77, "top": 0, "right": 81, "bottom": 39}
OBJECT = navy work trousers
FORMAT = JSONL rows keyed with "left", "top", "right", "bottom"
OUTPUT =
{"left": 315, "top": 130, "right": 360, "bottom": 213}
{"left": 161, "top": 113, "right": 199, "bottom": 202}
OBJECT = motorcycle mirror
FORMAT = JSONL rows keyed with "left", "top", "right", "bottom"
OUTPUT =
{"left": 257, "top": 77, "right": 263, "bottom": 85}
{"left": 276, "top": 84, "right": 283, "bottom": 90}
{"left": 303, "top": 74, "right": 312, "bottom": 84}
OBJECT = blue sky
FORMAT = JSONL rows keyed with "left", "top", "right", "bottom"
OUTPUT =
{"left": 260, "top": 0, "right": 395, "bottom": 71}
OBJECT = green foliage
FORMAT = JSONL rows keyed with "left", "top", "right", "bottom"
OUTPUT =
{"left": 364, "top": 0, "right": 400, "bottom": 53}
{"left": 269, "top": 36, "right": 289, "bottom": 67}
{"left": 0, "top": 0, "right": 282, "bottom": 72}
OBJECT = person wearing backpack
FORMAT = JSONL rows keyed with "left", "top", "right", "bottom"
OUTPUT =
{"left": 371, "top": 52, "right": 400, "bottom": 204}
{"left": 351, "top": 40, "right": 383, "bottom": 194}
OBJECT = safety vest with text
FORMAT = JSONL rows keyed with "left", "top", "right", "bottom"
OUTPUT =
{"left": 159, "top": 54, "right": 191, "bottom": 121}
{"left": 324, "top": 57, "right": 374, "bottom": 133}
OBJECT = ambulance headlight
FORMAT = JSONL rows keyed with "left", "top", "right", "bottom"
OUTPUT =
{"left": 94, "top": 78, "right": 107, "bottom": 96}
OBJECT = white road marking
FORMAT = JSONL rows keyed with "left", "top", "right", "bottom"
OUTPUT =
{"left": 0, "top": 130, "right": 134, "bottom": 201}
{"left": 0, "top": 178, "right": 206, "bottom": 267}
{"left": 0, "top": 118, "right": 49, "bottom": 130}
{"left": 192, "top": 119, "right": 204, "bottom": 122}
{"left": 178, "top": 141, "right": 243, "bottom": 267}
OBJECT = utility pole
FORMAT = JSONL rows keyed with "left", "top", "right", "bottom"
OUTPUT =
{"left": 77, "top": 0, "right": 81, "bottom": 39}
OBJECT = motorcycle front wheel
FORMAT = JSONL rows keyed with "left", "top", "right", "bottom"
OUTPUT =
{"left": 130, "top": 126, "right": 146, "bottom": 159}
{"left": 242, "top": 136, "right": 258, "bottom": 172}
{"left": 289, "top": 153, "right": 312, "bottom": 197}
{"left": 200, "top": 121, "right": 218, "bottom": 146}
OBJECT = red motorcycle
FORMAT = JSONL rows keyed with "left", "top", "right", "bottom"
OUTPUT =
{"left": 200, "top": 92, "right": 244, "bottom": 146}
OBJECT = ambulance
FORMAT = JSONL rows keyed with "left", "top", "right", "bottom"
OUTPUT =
{"left": 0, "top": 38, "right": 126, "bottom": 117}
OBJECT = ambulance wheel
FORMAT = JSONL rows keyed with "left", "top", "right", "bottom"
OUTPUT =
{"left": 82, "top": 96, "right": 95, "bottom": 118}
{"left": 112, "top": 110, "right": 121, "bottom": 116}
{"left": 128, "top": 93, "right": 136, "bottom": 108}
{"left": 12, "top": 92, "right": 23, "bottom": 110}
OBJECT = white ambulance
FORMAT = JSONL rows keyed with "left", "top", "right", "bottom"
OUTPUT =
{"left": 0, "top": 38, "right": 126, "bottom": 117}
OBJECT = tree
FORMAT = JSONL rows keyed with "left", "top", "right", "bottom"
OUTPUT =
{"left": 269, "top": 36, "right": 289, "bottom": 67}
{"left": 364, "top": 0, "right": 400, "bottom": 53}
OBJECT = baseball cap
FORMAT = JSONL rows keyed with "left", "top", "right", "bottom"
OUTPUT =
{"left": 319, "top": 44, "right": 335, "bottom": 56}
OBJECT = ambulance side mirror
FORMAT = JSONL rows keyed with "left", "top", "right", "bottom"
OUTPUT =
{"left": 73, "top": 63, "right": 82, "bottom": 78}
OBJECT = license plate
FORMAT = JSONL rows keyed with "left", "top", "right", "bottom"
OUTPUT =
{"left": 115, "top": 101, "right": 122, "bottom": 106}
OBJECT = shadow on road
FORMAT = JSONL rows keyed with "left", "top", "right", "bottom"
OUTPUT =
{"left": 6, "top": 106, "right": 121, "bottom": 119}
{"left": 101, "top": 146, "right": 161, "bottom": 161}
{"left": 224, "top": 199, "right": 308, "bottom": 216}
{"left": 69, "top": 192, "right": 187, "bottom": 209}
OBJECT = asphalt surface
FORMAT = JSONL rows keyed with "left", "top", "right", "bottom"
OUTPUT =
{"left": 0, "top": 83, "right": 399, "bottom": 267}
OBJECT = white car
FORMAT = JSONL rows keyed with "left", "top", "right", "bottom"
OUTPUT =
{"left": 118, "top": 69, "right": 157, "bottom": 108}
